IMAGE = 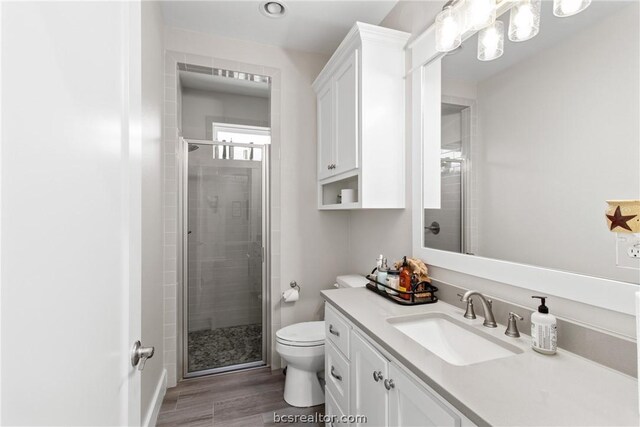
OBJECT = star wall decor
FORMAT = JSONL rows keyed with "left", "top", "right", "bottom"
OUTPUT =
{"left": 606, "top": 206, "right": 637, "bottom": 232}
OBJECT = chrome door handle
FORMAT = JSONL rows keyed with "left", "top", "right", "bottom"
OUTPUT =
{"left": 328, "top": 325, "right": 340, "bottom": 337}
{"left": 384, "top": 378, "right": 395, "bottom": 390}
{"left": 372, "top": 370, "right": 383, "bottom": 382}
{"left": 330, "top": 365, "right": 342, "bottom": 381}
{"left": 131, "top": 340, "right": 155, "bottom": 371}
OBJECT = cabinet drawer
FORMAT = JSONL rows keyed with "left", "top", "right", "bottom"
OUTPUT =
{"left": 325, "top": 305, "right": 350, "bottom": 358}
{"left": 326, "top": 341, "right": 350, "bottom": 414}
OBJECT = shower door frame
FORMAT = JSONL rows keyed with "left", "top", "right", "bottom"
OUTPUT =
{"left": 180, "top": 137, "right": 271, "bottom": 379}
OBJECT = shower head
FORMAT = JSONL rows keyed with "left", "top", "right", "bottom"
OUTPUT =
{"left": 188, "top": 145, "right": 200, "bottom": 152}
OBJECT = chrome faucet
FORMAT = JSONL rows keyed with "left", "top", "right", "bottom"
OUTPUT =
{"left": 460, "top": 290, "right": 497, "bottom": 328}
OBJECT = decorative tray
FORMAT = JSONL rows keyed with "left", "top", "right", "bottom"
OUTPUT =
{"left": 365, "top": 274, "right": 438, "bottom": 306}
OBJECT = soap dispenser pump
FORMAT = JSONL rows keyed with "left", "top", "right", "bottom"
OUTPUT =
{"left": 531, "top": 296, "right": 557, "bottom": 355}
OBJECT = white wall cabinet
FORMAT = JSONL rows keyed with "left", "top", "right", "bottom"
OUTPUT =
{"left": 324, "top": 306, "right": 474, "bottom": 427}
{"left": 333, "top": 51, "right": 358, "bottom": 178}
{"left": 313, "top": 23, "right": 409, "bottom": 210}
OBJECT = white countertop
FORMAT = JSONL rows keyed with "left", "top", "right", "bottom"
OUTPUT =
{"left": 322, "top": 287, "right": 639, "bottom": 427}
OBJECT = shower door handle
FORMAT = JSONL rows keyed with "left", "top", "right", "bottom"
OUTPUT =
{"left": 131, "top": 340, "right": 155, "bottom": 371}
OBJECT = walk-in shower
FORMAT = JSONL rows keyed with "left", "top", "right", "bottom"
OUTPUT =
{"left": 178, "top": 64, "right": 271, "bottom": 378}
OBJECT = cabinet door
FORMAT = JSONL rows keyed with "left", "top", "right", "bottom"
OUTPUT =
{"left": 326, "top": 387, "right": 348, "bottom": 427}
{"left": 333, "top": 49, "right": 358, "bottom": 176}
{"left": 317, "top": 81, "right": 334, "bottom": 180}
{"left": 388, "top": 364, "right": 461, "bottom": 427}
{"left": 350, "top": 331, "right": 388, "bottom": 427}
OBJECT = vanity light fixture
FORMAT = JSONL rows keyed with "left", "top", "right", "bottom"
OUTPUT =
{"left": 436, "top": 0, "right": 591, "bottom": 60}
{"left": 477, "top": 20, "right": 504, "bottom": 61}
{"left": 436, "top": 1, "right": 463, "bottom": 52}
{"left": 508, "top": 0, "right": 541, "bottom": 42}
{"left": 259, "top": 1, "right": 287, "bottom": 18}
{"left": 465, "top": 0, "right": 497, "bottom": 31}
{"left": 553, "top": 0, "right": 591, "bottom": 17}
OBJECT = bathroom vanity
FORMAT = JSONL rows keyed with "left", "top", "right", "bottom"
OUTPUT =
{"left": 322, "top": 287, "right": 639, "bottom": 427}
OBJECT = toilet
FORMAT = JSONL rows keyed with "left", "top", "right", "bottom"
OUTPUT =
{"left": 276, "top": 275, "right": 368, "bottom": 407}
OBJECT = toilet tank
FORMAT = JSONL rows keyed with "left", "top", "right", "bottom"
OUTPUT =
{"left": 334, "top": 274, "right": 368, "bottom": 289}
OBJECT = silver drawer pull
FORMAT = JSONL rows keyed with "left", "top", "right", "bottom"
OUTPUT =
{"left": 330, "top": 365, "right": 342, "bottom": 381}
{"left": 372, "top": 370, "right": 383, "bottom": 382}
{"left": 384, "top": 378, "right": 395, "bottom": 390}
{"left": 329, "top": 324, "right": 340, "bottom": 337}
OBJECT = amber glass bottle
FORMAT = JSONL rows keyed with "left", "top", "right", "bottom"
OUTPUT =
{"left": 399, "top": 256, "right": 411, "bottom": 300}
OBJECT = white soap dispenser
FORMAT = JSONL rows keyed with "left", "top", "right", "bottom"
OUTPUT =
{"left": 531, "top": 296, "right": 557, "bottom": 355}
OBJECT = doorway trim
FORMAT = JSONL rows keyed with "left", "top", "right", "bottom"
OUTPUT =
{"left": 162, "top": 53, "right": 282, "bottom": 385}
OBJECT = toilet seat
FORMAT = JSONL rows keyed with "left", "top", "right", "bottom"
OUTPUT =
{"left": 276, "top": 321, "right": 325, "bottom": 347}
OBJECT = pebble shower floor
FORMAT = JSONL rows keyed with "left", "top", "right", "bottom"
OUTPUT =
{"left": 188, "top": 323, "right": 262, "bottom": 372}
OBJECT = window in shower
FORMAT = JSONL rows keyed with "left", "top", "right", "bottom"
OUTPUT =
{"left": 179, "top": 64, "right": 270, "bottom": 377}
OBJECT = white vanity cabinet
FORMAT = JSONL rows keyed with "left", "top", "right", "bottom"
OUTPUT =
{"left": 350, "top": 330, "right": 389, "bottom": 427}
{"left": 388, "top": 364, "right": 461, "bottom": 427}
{"left": 313, "top": 22, "right": 409, "bottom": 210}
{"left": 324, "top": 305, "right": 474, "bottom": 427}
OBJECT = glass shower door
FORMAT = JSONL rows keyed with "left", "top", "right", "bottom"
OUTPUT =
{"left": 185, "top": 142, "right": 266, "bottom": 376}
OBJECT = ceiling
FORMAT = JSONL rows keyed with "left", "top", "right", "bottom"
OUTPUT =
{"left": 179, "top": 70, "right": 271, "bottom": 98}
{"left": 443, "top": 0, "right": 630, "bottom": 82}
{"left": 161, "top": 1, "right": 398, "bottom": 55}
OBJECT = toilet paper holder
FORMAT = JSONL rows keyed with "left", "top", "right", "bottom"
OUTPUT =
{"left": 289, "top": 281, "right": 301, "bottom": 292}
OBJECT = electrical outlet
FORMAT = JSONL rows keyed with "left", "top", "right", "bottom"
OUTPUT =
{"left": 616, "top": 233, "right": 640, "bottom": 270}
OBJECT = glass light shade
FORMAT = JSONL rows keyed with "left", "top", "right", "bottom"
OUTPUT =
{"left": 553, "top": 0, "right": 591, "bottom": 17}
{"left": 436, "top": 6, "right": 463, "bottom": 52}
{"left": 477, "top": 20, "right": 504, "bottom": 61}
{"left": 508, "top": 0, "right": 541, "bottom": 42}
{"left": 465, "top": 0, "right": 496, "bottom": 31}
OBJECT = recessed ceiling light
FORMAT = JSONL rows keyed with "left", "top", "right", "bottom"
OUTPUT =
{"left": 259, "top": 1, "right": 287, "bottom": 18}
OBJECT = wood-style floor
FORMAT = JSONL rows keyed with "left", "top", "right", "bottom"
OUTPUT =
{"left": 157, "top": 367, "right": 325, "bottom": 427}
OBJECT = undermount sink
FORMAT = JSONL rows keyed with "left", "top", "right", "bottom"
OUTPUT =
{"left": 387, "top": 313, "right": 523, "bottom": 366}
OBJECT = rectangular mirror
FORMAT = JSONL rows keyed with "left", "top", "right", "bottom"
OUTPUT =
{"left": 422, "top": 0, "right": 639, "bottom": 284}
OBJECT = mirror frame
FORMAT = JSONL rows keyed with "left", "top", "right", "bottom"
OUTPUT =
{"left": 409, "top": 19, "right": 639, "bottom": 316}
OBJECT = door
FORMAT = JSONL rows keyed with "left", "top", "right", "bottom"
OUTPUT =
{"left": 1, "top": 1, "right": 144, "bottom": 425}
{"left": 350, "top": 331, "right": 388, "bottom": 427}
{"left": 326, "top": 388, "right": 349, "bottom": 427}
{"left": 333, "top": 49, "right": 359, "bottom": 176}
{"left": 317, "top": 81, "right": 334, "bottom": 180}
{"left": 183, "top": 140, "right": 268, "bottom": 377}
{"left": 388, "top": 364, "right": 461, "bottom": 427}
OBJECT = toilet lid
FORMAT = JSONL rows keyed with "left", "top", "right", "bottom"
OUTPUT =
{"left": 276, "top": 321, "right": 325, "bottom": 346}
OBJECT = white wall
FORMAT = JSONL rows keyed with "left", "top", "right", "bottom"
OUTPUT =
{"left": 163, "top": 28, "right": 350, "bottom": 376}
{"left": 181, "top": 88, "right": 269, "bottom": 139}
{"left": 141, "top": 1, "right": 165, "bottom": 424}
{"left": 474, "top": 3, "right": 639, "bottom": 283}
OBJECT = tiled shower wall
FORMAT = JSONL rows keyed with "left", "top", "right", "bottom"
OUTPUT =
{"left": 187, "top": 150, "right": 263, "bottom": 332}
{"left": 163, "top": 50, "right": 281, "bottom": 387}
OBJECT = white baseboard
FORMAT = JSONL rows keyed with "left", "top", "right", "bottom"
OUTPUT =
{"left": 144, "top": 368, "right": 167, "bottom": 427}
